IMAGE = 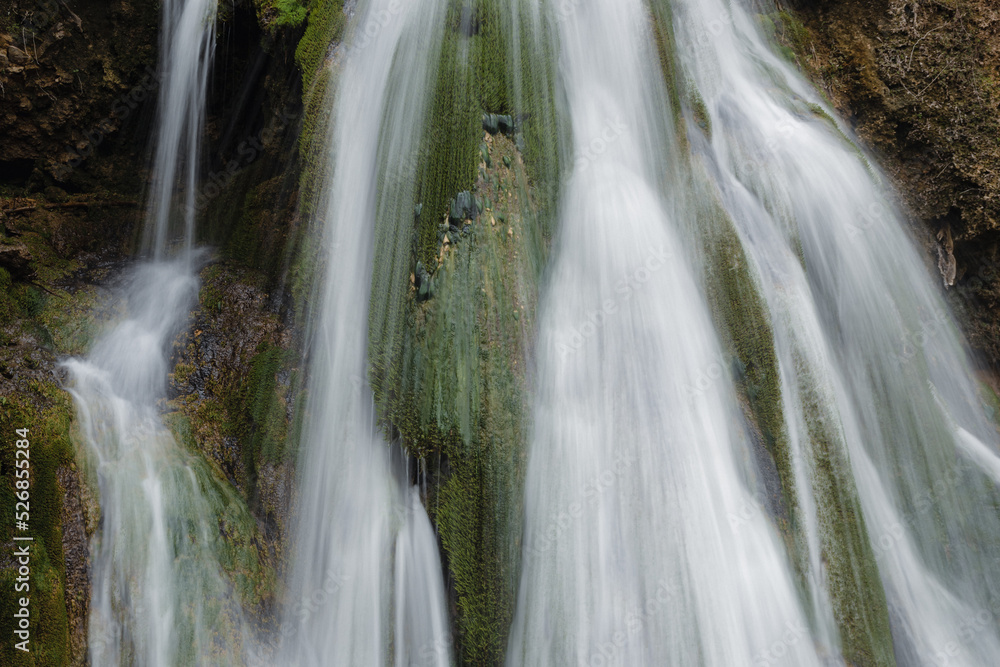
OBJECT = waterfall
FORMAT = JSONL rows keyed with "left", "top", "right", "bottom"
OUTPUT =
{"left": 670, "top": 0, "right": 1000, "bottom": 663}
{"left": 508, "top": 0, "right": 1000, "bottom": 665}
{"left": 61, "top": 0, "right": 249, "bottom": 664}
{"left": 49, "top": 0, "right": 1000, "bottom": 664}
{"left": 279, "top": 0, "right": 452, "bottom": 664}
{"left": 507, "top": 1, "right": 823, "bottom": 665}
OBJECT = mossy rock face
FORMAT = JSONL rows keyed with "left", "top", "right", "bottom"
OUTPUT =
{"left": 796, "top": 369, "right": 896, "bottom": 667}
{"left": 785, "top": 0, "right": 1000, "bottom": 365}
{"left": 693, "top": 179, "right": 808, "bottom": 580}
{"left": 687, "top": 162, "right": 895, "bottom": 664}
{"left": 168, "top": 261, "right": 299, "bottom": 549}
{"left": 0, "top": 390, "right": 75, "bottom": 666}
{"left": 353, "top": 4, "right": 560, "bottom": 660}
{"left": 0, "top": 274, "right": 83, "bottom": 664}
{"left": 0, "top": 191, "right": 143, "bottom": 664}
{"left": 359, "top": 31, "right": 555, "bottom": 649}
{"left": 386, "top": 131, "right": 543, "bottom": 666}
{"left": 295, "top": 0, "right": 345, "bottom": 94}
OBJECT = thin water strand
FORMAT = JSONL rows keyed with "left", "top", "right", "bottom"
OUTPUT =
{"left": 280, "top": 0, "right": 451, "bottom": 664}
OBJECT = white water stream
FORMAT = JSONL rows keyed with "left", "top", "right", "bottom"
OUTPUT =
{"left": 507, "top": 1, "right": 824, "bottom": 665}
{"left": 672, "top": 0, "right": 1000, "bottom": 663}
{"left": 62, "top": 0, "right": 243, "bottom": 664}
{"left": 55, "top": 0, "right": 1000, "bottom": 664}
{"left": 510, "top": 0, "right": 1000, "bottom": 665}
{"left": 279, "top": 0, "right": 452, "bottom": 665}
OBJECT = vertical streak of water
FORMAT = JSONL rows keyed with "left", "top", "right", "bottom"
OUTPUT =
{"left": 671, "top": 0, "right": 1000, "bottom": 663}
{"left": 280, "top": 1, "right": 451, "bottom": 664}
{"left": 62, "top": 1, "right": 239, "bottom": 664}
{"left": 143, "top": 0, "right": 217, "bottom": 261}
{"left": 507, "top": 1, "right": 822, "bottom": 665}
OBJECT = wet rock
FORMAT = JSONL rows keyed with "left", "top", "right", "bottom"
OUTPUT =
{"left": 57, "top": 465, "right": 92, "bottom": 665}
{"left": 937, "top": 226, "right": 957, "bottom": 288}
{"left": 449, "top": 191, "right": 477, "bottom": 222}
{"left": 0, "top": 242, "right": 35, "bottom": 280}
{"left": 415, "top": 260, "right": 432, "bottom": 300}
{"left": 44, "top": 185, "right": 68, "bottom": 202}
{"left": 482, "top": 113, "right": 517, "bottom": 136}
{"left": 0, "top": 50, "right": 8, "bottom": 68}
{"left": 459, "top": 4, "right": 480, "bottom": 36}
{"left": 7, "top": 45, "right": 30, "bottom": 65}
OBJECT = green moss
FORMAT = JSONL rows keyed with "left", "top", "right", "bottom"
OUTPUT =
{"left": 758, "top": 10, "right": 811, "bottom": 65}
{"left": 367, "top": 125, "right": 544, "bottom": 662}
{"left": 222, "top": 174, "right": 296, "bottom": 281}
{"left": 475, "top": 0, "right": 512, "bottom": 114}
{"left": 292, "top": 63, "right": 334, "bottom": 312}
{"left": 272, "top": 0, "right": 309, "bottom": 28}
{"left": 688, "top": 86, "right": 712, "bottom": 139}
{"left": 795, "top": 355, "right": 896, "bottom": 667}
{"left": 225, "top": 341, "right": 290, "bottom": 494}
{"left": 697, "top": 192, "right": 807, "bottom": 581}
{"left": 295, "top": 0, "right": 345, "bottom": 94}
{"left": 649, "top": 2, "right": 688, "bottom": 152}
{"left": 0, "top": 389, "right": 75, "bottom": 665}
{"left": 411, "top": 0, "right": 481, "bottom": 269}
{"left": 36, "top": 285, "right": 102, "bottom": 357}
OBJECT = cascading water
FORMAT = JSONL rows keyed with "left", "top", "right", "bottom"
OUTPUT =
{"left": 507, "top": 1, "right": 826, "bottom": 665}
{"left": 47, "top": 0, "right": 1000, "bottom": 663}
{"left": 504, "top": 0, "right": 1000, "bottom": 664}
{"left": 61, "top": 0, "right": 250, "bottom": 664}
{"left": 279, "top": 1, "right": 452, "bottom": 664}
{"left": 669, "top": 0, "right": 1000, "bottom": 664}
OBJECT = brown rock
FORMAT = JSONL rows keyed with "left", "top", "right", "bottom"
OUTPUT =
{"left": 57, "top": 465, "right": 92, "bottom": 666}
{"left": 7, "top": 45, "right": 30, "bottom": 65}
{"left": 0, "top": 242, "right": 35, "bottom": 281}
